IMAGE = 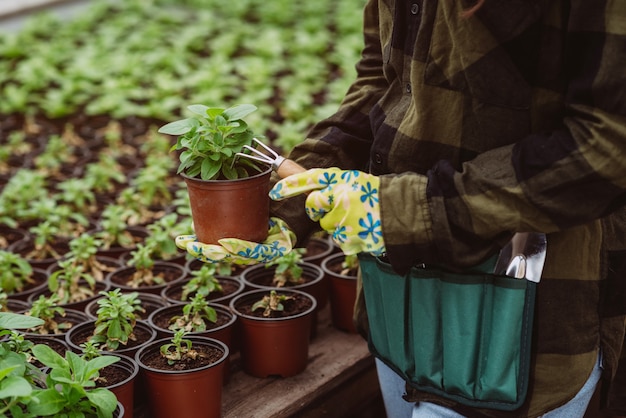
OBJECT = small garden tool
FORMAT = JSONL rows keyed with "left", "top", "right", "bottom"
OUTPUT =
{"left": 494, "top": 232, "right": 547, "bottom": 281}
{"left": 236, "top": 138, "right": 305, "bottom": 178}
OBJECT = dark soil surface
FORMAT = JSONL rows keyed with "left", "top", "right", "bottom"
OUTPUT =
{"left": 69, "top": 322, "right": 154, "bottom": 351}
{"left": 97, "top": 362, "right": 132, "bottom": 389}
{"left": 141, "top": 344, "right": 224, "bottom": 371}
{"left": 237, "top": 292, "right": 313, "bottom": 319}
{"left": 151, "top": 307, "right": 232, "bottom": 331}
{"left": 108, "top": 265, "right": 182, "bottom": 288}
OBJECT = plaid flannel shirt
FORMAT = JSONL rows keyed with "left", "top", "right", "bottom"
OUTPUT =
{"left": 271, "top": 0, "right": 626, "bottom": 416}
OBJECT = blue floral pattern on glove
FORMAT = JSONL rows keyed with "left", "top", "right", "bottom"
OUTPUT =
{"left": 176, "top": 218, "right": 296, "bottom": 265}
{"left": 271, "top": 167, "right": 385, "bottom": 256}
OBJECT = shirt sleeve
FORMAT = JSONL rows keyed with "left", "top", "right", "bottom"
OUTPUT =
{"left": 270, "top": 0, "right": 389, "bottom": 242}
{"left": 381, "top": 2, "right": 626, "bottom": 273}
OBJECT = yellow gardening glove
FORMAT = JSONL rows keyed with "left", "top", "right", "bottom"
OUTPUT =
{"left": 271, "top": 168, "right": 385, "bottom": 256}
{"left": 175, "top": 217, "right": 296, "bottom": 265}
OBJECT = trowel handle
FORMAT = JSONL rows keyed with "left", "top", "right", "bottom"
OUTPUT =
{"left": 275, "top": 158, "right": 306, "bottom": 178}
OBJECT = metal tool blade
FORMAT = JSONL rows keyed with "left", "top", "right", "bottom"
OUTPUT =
{"left": 494, "top": 232, "right": 547, "bottom": 282}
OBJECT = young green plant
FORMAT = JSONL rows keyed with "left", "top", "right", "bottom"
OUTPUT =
{"left": 160, "top": 329, "right": 205, "bottom": 366}
{"left": 0, "top": 312, "right": 45, "bottom": 417}
{"left": 159, "top": 104, "right": 263, "bottom": 180}
{"left": 29, "top": 344, "right": 119, "bottom": 418}
{"left": 48, "top": 258, "right": 96, "bottom": 304}
{"left": 0, "top": 250, "right": 34, "bottom": 295}
{"left": 26, "top": 295, "right": 71, "bottom": 335}
{"left": 181, "top": 264, "right": 223, "bottom": 301}
{"left": 168, "top": 293, "right": 217, "bottom": 333}
{"left": 125, "top": 242, "right": 166, "bottom": 288}
{"left": 91, "top": 288, "right": 145, "bottom": 351}
{"left": 96, "top": 204, "right": 140, "bottom": 250}
{"left": 265, "top": 247, "right": 306, "bottom": 287}
{"left": 65, "top": 233, "right": 115, "bottom": 282}
{"left": 251, "top": 290, "right": 294, "bottom": 318}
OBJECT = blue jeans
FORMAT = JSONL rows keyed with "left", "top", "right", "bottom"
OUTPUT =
{"left": 375, "top": 354, "right": 602, "bottom": 418}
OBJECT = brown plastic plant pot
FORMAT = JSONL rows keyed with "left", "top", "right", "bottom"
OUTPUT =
{"left": 147, "top": 302, "right": 237, "bottom": 383}
{"left": 240, "top": 260, "right": 326, "bottom": 339}
{"left": 321, "top": 253, "right": 359, "bottom": 334}
{"left": 134, "top": 336, "right": 229, "bottom": 418}
{"left": 100, "top": 353, "right": 139, "bottom": 418}
{"left": 182, "top": 166, "right": 271, "bottom": 245}
{"left": 302, "top": 236, "right": 334, "bottom": 266}
{"left": 229, "top": 288, "right": 316, "bottom": 378}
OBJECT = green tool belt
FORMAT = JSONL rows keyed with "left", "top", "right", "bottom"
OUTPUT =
{"left": 359, "top": 253, "right": 536, "bottom": 411}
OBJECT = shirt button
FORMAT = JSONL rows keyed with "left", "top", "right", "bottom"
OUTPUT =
{"left": 406, "top": 83, "right": 412, "bottom": 93}
{"left": 410, "top": 3, "right": 420, "bottom": 14}
{"left": 374, "top": 153, "right": 383, "bottom": 164}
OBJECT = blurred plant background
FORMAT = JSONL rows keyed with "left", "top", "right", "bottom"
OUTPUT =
{"left": 0, "top": 0, "right": 366, "bottom": 152}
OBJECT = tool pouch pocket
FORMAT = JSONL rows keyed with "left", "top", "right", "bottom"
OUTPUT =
{"left": 359, "top": 253, "right": 536, "bottom": 411}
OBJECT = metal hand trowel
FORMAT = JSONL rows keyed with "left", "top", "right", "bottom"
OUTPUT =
{"left": 494, "top": 232, "right": 547, "bottom": 282}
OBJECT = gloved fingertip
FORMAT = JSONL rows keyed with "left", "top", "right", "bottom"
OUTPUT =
{"left": 175, "top": 234, "right": 197, "bottom": 249}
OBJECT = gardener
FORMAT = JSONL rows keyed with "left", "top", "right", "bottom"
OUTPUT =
{"left": 177, "top": 1, "right": 626, "bottom": 417}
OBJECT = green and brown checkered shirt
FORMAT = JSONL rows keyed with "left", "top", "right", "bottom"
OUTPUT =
{"left": 271, "top": 0, "right": 626, "bottom": 416}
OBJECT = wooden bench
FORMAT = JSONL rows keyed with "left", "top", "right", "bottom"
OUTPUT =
{"left": 222, "top": 305, "right": 384, "bottom": 418}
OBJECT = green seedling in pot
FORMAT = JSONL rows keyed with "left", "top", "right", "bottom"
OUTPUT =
{"left": 96, "top": 204, "right": 140, "bottom": 250}
{"left": 25, "top": 221, "right": 63, "bottom": 261}
{"left": 160, "top": 329, "right": 206, "bottom": 366}
{"left": 144, "top": 213, "right": 186, "bottom": 262}
{"left": 48, "top": 258, "right": 96, "bottom": 305}
{"left": 26, "top": 295, "right": 72, "bottom": 335}
{"left": 159, "top": 104, "right": 263, "bottom": 180}
{"left": 84, "top": 154, "right": 126, "bottom": 194}
{"left": 251, "top": 290, "right": 294, "bottom": 318}
{"left": 0, "top": 169, "right": 47, "bottom": 225}
{"left": 28, "top": 344, "right": 119, "bottom": 418}
{"left": 130, "top": 162, "right": 173, "bottom": 208}
{"left": 0, "top": 250, "right": 34, "bottom": 295}
{"left": 181, "top": 264, "right": 223, "bottom": 301}
{"left": 66, "top": 233, "right": 116, "bottom": 282}
{"left": 80, "top": 340, "right": 103, "bottom": 361}
{"left": 265, "top": 247, "right": 306, "bottom": 287}
{"left": 168, "top": 293, "right": 217, "bottom": 333}
{"left": 4, "top": 329, "right": 35, "bottom": 359}
{"left": 91, "top": 289, "right": 144, "bottom": 351}
{"left": 55, "top": 177, "right": 97, "bottom": 215}
{"left": 0, "top": 312, "right": 45, "bottom": 415}
{"left": 114, "top": 187, "right": 153, "bottom": 226}
{"left": 125, "top": 242, "right": 166, "bottom": 288}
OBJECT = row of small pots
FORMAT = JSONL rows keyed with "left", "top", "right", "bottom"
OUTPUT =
{"left": 40, "top": 288, "right": 316, "bottom": 418}
{"left": 1, "top": 223, "right": 335, "bottom": 271}
{"left": 6, "top": 233, "right": 358, "bottom": 331}
{"left": 15, "top": 290, "right": 315, "bottom": 417}
{"left": 10, "top": 251, "right": 358, "bottom": 417}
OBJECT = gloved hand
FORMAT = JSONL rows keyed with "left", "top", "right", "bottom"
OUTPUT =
{"left": 271, "top": 168, "right": 385, "bottom": 256}
{"left": 175, "top": 217, "right": 296, "bottom": 265}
